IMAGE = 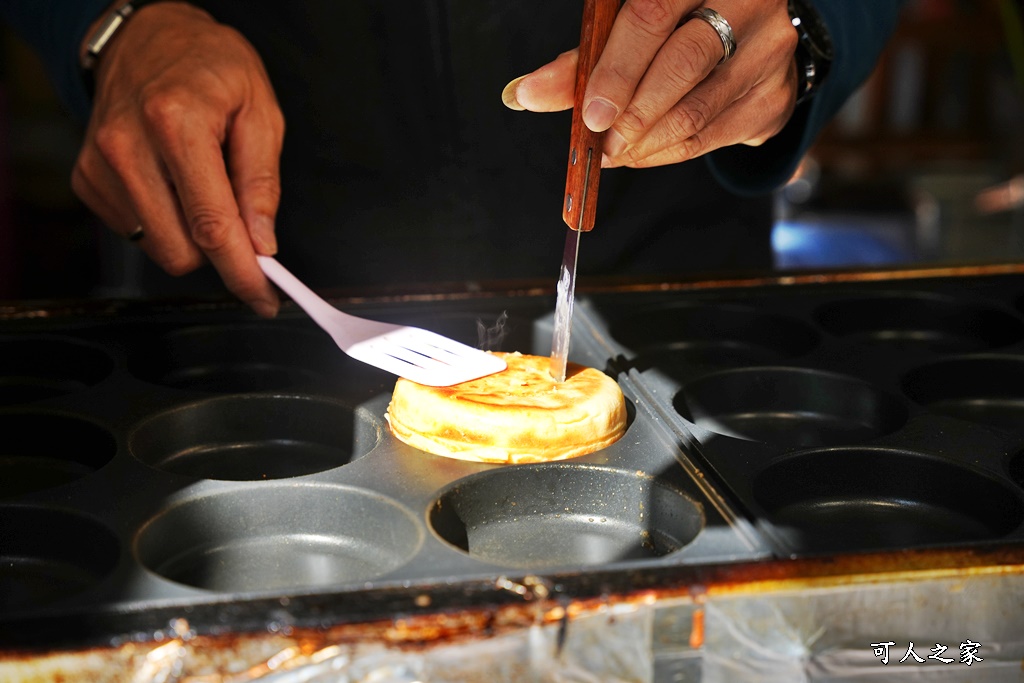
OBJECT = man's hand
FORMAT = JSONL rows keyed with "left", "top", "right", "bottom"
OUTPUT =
{"left": 502, "top": 0, "right": 798, "bottom": 169}
{"left": 72, "top": 2, "right": 284, "bottom": 316}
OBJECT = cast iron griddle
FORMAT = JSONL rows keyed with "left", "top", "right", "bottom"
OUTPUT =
{"left": 3, "top": 269, "right": 1024, "bottom": 648}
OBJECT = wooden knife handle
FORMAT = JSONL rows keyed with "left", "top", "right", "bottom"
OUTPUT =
{"left": 562, "top": 0, "right": 618, "bottom": 232}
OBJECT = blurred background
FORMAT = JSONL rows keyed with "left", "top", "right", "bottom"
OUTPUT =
{"left": 775, "top": 0, "right": 1024, "bottom": 269}
{"left": 0, "top": 0, "right": 1022, "bottom": 301}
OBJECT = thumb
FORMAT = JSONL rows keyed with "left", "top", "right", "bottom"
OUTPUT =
{"left": 501, "top": 49, "right": 579, "bottom": 113}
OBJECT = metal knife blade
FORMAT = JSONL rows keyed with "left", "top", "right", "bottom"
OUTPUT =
{"left": 550, "top": 0, "right": 618, "bottom": 382}
{"left": 550, "top": 217, "right": 582, "bottom": 383}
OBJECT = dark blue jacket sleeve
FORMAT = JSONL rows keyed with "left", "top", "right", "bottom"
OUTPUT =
{"left": 0, "top": 0, "right": 113, "bottom": 122}
{"left": 705, "top": 0, "right": 908, "bottom": 195}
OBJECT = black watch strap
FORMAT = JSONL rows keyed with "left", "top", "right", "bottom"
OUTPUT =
{"left": 788, "top": 0, "right": 833, "bottom": 106}
{"left": 793, "top": 40, "right": 817, "bottom": 106}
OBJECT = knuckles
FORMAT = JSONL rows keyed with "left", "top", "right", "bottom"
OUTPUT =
{"left": 139, "top": 87, "right": 193, "bottom": 135}
{"left": 673, "top": 91, "right": 714, "bottom": 139}
{"left": 614, "top": 104, "right": 648, "bottom": 139}
{"left": 92, "top": 120, "right": 138, "bottom": 173}
{"left": 241, "top": 172, "right": 282, "bottom": 210}
{"left": 622, "top": 0, "right": 680, "bottom": 36}
{"left": 187, "top": 207, "right": 236, "bottom": 252}
{"left": 665, "top": 35, "right": 719, "bottom": 89}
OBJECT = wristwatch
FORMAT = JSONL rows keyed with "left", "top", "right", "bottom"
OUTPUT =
{"left": 80, "top": 0, "right": 166, "bottom": 94}
{"left": 787, "top": 0, "right": 834, "bottom": 106}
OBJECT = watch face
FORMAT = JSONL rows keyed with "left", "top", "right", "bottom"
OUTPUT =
{"left": 789, "top": 0, "right": 834, "bottom": 61}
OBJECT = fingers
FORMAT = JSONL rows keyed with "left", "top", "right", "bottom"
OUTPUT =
{"left": 73, "top": 3, "right": 284, "bottom": 317}
{"left": 228, "top": 112, "right": 283, "bottom": 257}
{"left": 582, "top": 0, "right": 697, "bottom": 132}
{"left": 601, "top": 65, "right": 734, "bottom": 167}
{"left": 147, "top": 98, "right": 280, "bottom": 318}
{"left": 227, "top": 59, "right": 284, "bottom": 257}
{"left": 607, "top": 73, "right": 794, "bottom": 168}
{"left": 502, "top": 0, "right": 797, "bottom": 170}
{"left": 600, "top": 0, "right": 797, "bottom": 168}
{"left": 701, "top": 60, "right": 798, "bottom": 151}
{"left": 71, "top": 144, "right": 138, "bottom": 240}
{"left": 75, "top": 114, "right": 204, "bottom": 268}
{"left": 90, "top": 110, "right": 204, "bottom": 269}
{"left": 596, "top": 0, "right": 751, "bottom": 153}
{"left": 599, "top": 14, "right": 723, "bottom": 158}
{"left": 502, "top": 49, "right": 579, "bottom": 112}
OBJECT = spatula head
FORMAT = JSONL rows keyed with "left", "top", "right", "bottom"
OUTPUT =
{"left": 346, "top": 327, "right": 508, "bottom": 386}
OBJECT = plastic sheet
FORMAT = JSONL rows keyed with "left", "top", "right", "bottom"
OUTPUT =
{"left": 699, "top": 571, "right": 1024, "bottom": 683}
{"left": 0, "top": 601, "right": 654, "bottom": 683}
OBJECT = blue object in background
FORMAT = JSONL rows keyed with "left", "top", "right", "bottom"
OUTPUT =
{"left": 772, "top": 216, "right": 919, "bottom": 269}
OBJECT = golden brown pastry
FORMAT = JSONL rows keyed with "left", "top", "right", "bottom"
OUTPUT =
{"left": 386, "top": 352, "right": 627, "bottom": 464}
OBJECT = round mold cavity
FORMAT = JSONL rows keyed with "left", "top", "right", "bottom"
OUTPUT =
{"left": 135, "top": 484, "right": 422, "bottom": 592}
{"left": 127, "top": 324, "right": 375, "bottom": 393}
{"left": 608, "top": 303, "right": 819, "bottom": 369}
{"left": 753, "top": 448, "right": 1024, "bottom": 551}
{"left": 675, "top": 367, "right": 907, "bottom": 449}
{"left": 0, "top": 413, "right": 117, "bottom": 499}
{"left": 0, "top": 337, "right": 114, "bottom": 406}
{"left": 429, "top": 464, "right": 704, "bottom": 569}
{"left": 0, "top": 506, "right": 120, "bottom": 612}
{"left": 130, "top": 395, "right": 381, "bottom": 480}
{"left": 903, "top": 357, "right": 1024, "bottom": 431}
{"left": 814, "top": 295, "right": 1024, "bottom": 352}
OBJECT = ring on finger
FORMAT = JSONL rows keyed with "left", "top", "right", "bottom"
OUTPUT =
{"left": 689, "top": 8, "right": 736, "bottom": 64}
{"left": 127, "top": 225, "right": 145, "bottom": 242}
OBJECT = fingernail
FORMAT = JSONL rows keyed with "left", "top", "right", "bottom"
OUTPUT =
{"left": 250, "top": 215, "right": 277, "bottom": 255}
{"left": 604, "top": 129, "right": 628, "bottom": 159}
{"left": 252, "top": 297, "right": 279, "bottom": 319}
{"left": 583, "top": 98, "right": 618, "bottom": 132}
{"left": 501, "top": 76, "right": 527, "bottom": 111}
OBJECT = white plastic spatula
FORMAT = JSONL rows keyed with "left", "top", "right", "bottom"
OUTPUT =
{"left": 257, "top": 256, "right": 507, "bottom": 386}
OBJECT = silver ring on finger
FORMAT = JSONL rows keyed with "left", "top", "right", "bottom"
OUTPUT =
{"left": 127, "top": 225, "right": 145, "bottom": 242}
{"left": 689, "top": 8, "right": 736, "bottom": 65}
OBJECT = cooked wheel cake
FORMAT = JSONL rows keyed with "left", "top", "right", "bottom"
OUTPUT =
{"left": 385, "top": 352, "right": 627, "bottom": 464}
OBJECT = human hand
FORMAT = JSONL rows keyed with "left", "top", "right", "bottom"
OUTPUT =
{"left": 72, "top": 2, "right": 284, "bottom": 317}
{"left": 502, "top": 0, "right": 798, "bottom": 169}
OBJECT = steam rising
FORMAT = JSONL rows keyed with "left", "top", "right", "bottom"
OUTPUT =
{"left": 477, "top": 311, "right": 509, "bottom": 351}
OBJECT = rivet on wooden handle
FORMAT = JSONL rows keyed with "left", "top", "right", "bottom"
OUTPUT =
{"left": 562, "top": 0, "right": 618, "bottom": 232}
